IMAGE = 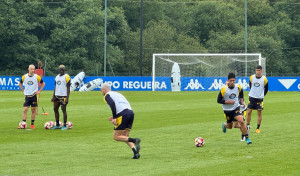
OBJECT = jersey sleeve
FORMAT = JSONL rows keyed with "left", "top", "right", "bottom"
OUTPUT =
{"left": 217, "top": 87, "right": 226, "bottom": 104}
{"left": 264, "top": 77, "right": 268, "bottom": 86}
{"left": 104, "top": 94, "right": 117, "bottom": 118}
{"left": 65, "top": 74, "right": 71, "bottom": 83}
{"left": 36, "top": 75, "right": 44, "bottom": 83}
{"left": 20, "top": 75, "right": 26, "bottom": 84}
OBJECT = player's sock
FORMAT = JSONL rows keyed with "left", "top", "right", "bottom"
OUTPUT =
{"left": 242, "top": 134, "right": 249, "bottom": 139}
{"left": 128, "top": 138, "right": 136, "bottom": 143}
{"left": 31, "top": 120, "right": 35, "bottom": 125}
{"left": 257, "top": 124, "right": 260, "bottom": 129}
{"left": 132, "top": 147, "right": 138, "bottom": 154}
{"left": 56, "top": 120, "right": 59, "bottom": 126}
{"left": 64, "top": 121, "right": 67, "bottom": 127}
{"left": 23, "top": 120, "right": 26, "bottom": 122}
{"left": 247, "top": 123, "right": 250, "bottom": 126}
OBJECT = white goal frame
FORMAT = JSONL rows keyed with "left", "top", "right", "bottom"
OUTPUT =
{"left": 152, "top": 53, "right": 263, "bottom": 91}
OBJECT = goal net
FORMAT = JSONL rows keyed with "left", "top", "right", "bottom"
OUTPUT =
{"left": 152, "top": 53, "right": 266, "bottom": 91}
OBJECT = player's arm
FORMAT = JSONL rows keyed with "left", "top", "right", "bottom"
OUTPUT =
{"left": 238, "top": 85, "right": 245, "bottom": 105}
{"left": 19, "top": 75, "right": 25, "bottom": 93}
{"left": 36, "top": 75, "right": 45, "bottom": 94}
{"left": 249, "top": 76, "right": 253, "bottom": 89}
{"left": 65, "top": 75, "right": 71, "bottom": 104}
{"left": 105, "top": 94, "right": 117, "bottom": 118}
{"left": 264, "top": 77, "right": 268, "bottom": 96}
{"left": 51, "top": 81, "right": 56, "bottom": 102}
{"left": 217, "top": 87, "right": 235, "bottom": 104}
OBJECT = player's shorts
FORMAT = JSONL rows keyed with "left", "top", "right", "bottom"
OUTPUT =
{"left": 24, "top": 94, "right": 38, "bottom": 107}
{"left": 223, "top": 107, "right": 243, "bottom": 123}
{"left": 53, "top": 96, "right": 68, "bottom": 106}
{"left": 114, "top": 110, "right": 134, "bottom": 130}
{"left": 248, "top": 97, "right": 264, "bottom": 110}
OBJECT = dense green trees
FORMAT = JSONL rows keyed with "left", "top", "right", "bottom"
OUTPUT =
{"left": 0, "top": 0, "right": 299, "bottom": 76}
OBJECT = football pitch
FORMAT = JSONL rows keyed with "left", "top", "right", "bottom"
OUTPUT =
{"left": 0, "top": 91, "right": 299, "bottom": 176}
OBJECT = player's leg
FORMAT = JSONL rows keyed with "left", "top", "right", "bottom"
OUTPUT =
{"left": 22, "top": 107, "right": 29, "bottom": 121}
{"left": 51, "top": 101, "right": 61, "bottom": 129}
{"left": 236, "top": 115, "right": 252, "bottom": 144}
{"left": 246, "top": 108, "right": 252, "bottom": 133}
{"left": 256, "top": 110, "right": 262, "bottom": 133}
{"left": 61, "top": 103, "right": 68, "bottom": 130}
{"left": 30, "top": 95, "right": 38, "bottom": 129}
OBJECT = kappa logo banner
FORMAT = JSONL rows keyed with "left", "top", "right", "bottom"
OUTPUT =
{"left": 1, "top": 76, "right": 299, "bottom": 91}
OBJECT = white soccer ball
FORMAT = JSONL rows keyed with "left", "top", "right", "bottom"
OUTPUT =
{"left": 54, "top": 121, "right": 63, "bottom": 128}
{"left": 66, "top": 121, "right": 73, "bottom": 129}
{"left": 19, "top": 121, "right": 27, "bottom": 129}
{"left": 44, "top": 121, "right": 54, "bottom": 129}
{"left": 194, "top": 137, "right": 205, "bottom": 147}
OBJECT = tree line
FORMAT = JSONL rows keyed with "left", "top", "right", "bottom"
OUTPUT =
{"left": 0, "top": 0, "right": 299, "bottom": 76}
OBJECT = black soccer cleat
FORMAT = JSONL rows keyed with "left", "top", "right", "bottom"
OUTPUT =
{"left": 135, "top": 138, "right": 141, "bottom": 153}
{"left": 131, "top": 153, "right": 140, "bottom": 159}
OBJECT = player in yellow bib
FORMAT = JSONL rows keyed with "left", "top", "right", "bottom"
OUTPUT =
{"left": 51, "top": 65, "right": 71, "bottom": 130}
{"left": 217, "top": 73, "right": 252, "bottom": 144}
{"left": 247, "top": 65, "right": 268, "bottom": 134}
{"left": 18, "top": 64, "right": 45, "bottom": 129}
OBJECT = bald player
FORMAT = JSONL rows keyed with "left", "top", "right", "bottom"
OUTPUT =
{"left": 100, "top": 83, "right": 141, "bottom": 159}
{"left": 18, "top": 64, "right": 45, "bottom": 129}
{"left": 51, "top": 65, "right": 71, "bottom": 130}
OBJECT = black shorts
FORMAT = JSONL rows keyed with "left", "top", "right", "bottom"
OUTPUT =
{"left": 114, "top": 113, "right": 134, "bottom": 130}
{"left": 224, "top": 107, "right": 243, "bottom": 123}
{"left": 248, "top": 97, "right": 264, "bottom": 110}
{"left": 54, "top": 96, "right": 68, "bottom": 106}
{"left": 23, "top": 94, "right": 38, "bottom": 107}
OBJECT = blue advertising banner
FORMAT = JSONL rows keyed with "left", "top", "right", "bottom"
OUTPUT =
{"left": 1, "top": 76, "right": 299, "bottom": 91}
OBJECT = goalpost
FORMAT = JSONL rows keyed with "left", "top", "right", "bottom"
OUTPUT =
{"left": 152, "top": 53, "right": 266, "bottom": 91}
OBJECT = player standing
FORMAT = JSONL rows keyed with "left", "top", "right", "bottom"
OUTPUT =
{"left": 51, "top": 65, "right": 71, "bottom": 130}
{"left": 247, "top": 65, "right": 268, "bottom": 133}
{"left": 217, "top": 73, "right": 252, "bottom": 144}
{"left": 100, "top": 83, "right": 141, "bottom": 159}
{"left": 18, "top": 64, "right": 45, "bottom": 129}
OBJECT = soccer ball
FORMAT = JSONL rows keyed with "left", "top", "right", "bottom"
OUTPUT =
{"left": 44, "top": 121, "right": 54, "bottom": 129}
{"left": 54, "top": 121, "right": 63, "bottom": 128}
{"left": 66, "top": 121, "right": 73, "bottom": 129}
{"left": 19, "top": 121, "right": 27, "bottom": 129}
{"left": 194, "top": 137, "right": 205, "bottom": 147}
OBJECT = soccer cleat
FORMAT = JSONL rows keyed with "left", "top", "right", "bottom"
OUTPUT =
{"left": 222, "top": 122, "right": 226, "bottom": 133}
{"left": 31, "top": 125, "right": 35, "bottom": 129}
{"left": 51, "top": 125, "right": 61, "bottom": 130}
{"left": 131, "top": 153, "right": 140, "bottom": 159}
{"left": 135, "top": 138, "right": 141, "bottom": 153}
{"left": 256, "top": 129, "right": 260, "bottom": 133}
{"left": 61, "top": 126, "right": 68, "bottom": 130}
{"left": 240, "top": 136, "right": 245, "bottom": 142}
{"left": 17, "top": 126, "right": 21, "bottom": 129}
{"left": 246, "top": 138, "right": 252, "bottom": 145}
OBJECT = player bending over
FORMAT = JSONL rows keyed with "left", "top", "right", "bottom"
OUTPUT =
{"left": 100, "top": 83, "right": 141, "bottom": 159}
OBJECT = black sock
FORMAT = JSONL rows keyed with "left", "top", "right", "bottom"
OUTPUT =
{"left": 56, "top": 120, "right": 59, "bottom": 126}
{"left": 132, "top": 147, "right": 138, "bottom": 154}
{"left": 247, "top": 123, "right": 250, "bottom": 126}
{"left": 64, "top": 121, "right": 67, "bottom": 127}
{"left": 23, "top": 120, "right": 26, "bottom": 122}
{"left": 31, "top": 120, "right": 35, "bottom": 125}
{"left": 257, "top": 124, "right": 260, "bottom": 129}
{"left": 242, "top": 134, "right": 249, "bottom": 139}
{"left": 128, "top": 138, "right": 136, "bottom": 143}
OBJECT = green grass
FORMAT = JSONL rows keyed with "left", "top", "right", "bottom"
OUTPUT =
{"left": 0, "top": 91, "right": 299, "bottom": 176}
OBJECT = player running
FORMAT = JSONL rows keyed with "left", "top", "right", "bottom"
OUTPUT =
{"left": 51, "top": 65, "right": 71, "bottom": 130}
{"left": 217, "top": 73, "right": 252, "bottom": 144}
{"left": 247, "top": 65, "right": 268, "bottom": 134}
{"left": 100, "top": 83, "right": 141, "bottom": 159}
{"left": 18, "top": 64, "right": 45, "bottom": 129}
